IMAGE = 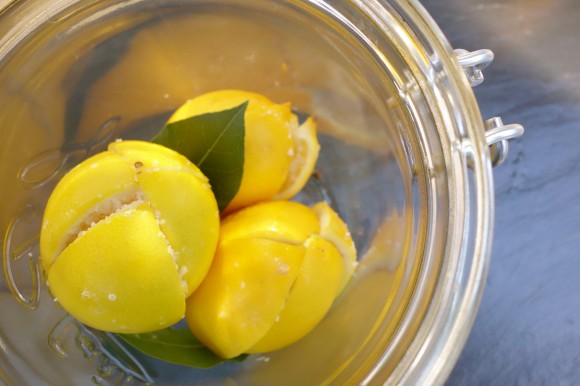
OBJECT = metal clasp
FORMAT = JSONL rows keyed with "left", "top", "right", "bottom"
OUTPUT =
{"left": 455, "top": 49, "right": 494, "bottom": 87}
{"left": 454, "top": 48, "right": 525, "bottom": 166}
{"left": 484, "top": 117, "right": 524, "bottom": 167}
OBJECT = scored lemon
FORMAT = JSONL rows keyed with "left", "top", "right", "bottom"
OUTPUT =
{"left": 185, "top": 200, "right": 356, "bottom": 358}
{"left": 40, "top": 141, "right": 219, "bottom": 333}
{"left": 167, "top": 90, "right": 320, "bottom": 212}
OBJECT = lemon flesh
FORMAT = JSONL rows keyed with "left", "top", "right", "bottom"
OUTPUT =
{"left": 185, "top": 200, "right": 356, "bottom": 357}
{"left": 313, "top": 201, "right": 358, "bottom": 293}
{"left": 274, "top": 117, "right": 320, "bottom": 200}
{"left": 168, "top": 90, "right": 319, "bottom": 212}
{"left": 40, "top": 141, "right": 219, "bottom": 333}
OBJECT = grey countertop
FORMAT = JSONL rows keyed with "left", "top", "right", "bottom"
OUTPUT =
{"left": 419, "top": 0, "right": 580, "bottom": 384}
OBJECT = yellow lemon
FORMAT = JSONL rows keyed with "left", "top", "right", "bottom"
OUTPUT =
{"left": 167, "top": 90, "right": 320, "bottom": 212}
{"left": 40, "top": 141, "right": 219, "bottom": 333}
{"left": 185, "top": 200, "right": 356, "bottom": 358}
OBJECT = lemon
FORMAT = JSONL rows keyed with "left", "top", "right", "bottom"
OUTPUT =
{"left": 185, "top": 200, "right": 356, "bottom": 358}
{"left": 40, "top": 141, "right": 219, "bottom": 333}
{"left": 167, "top": 90, "right": 320, "bottom": 212}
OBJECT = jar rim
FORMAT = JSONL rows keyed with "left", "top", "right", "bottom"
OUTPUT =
{"left": 349, "top": 0, "right": 494, "bottom": 384}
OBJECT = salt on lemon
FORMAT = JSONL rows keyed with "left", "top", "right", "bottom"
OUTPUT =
{"left": 40, "top": 140, "right": 220, "bottom": 334}
{"left": 185, "top": 200, "right": 357, "bottom": 358}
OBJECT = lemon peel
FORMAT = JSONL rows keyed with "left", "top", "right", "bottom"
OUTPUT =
{"left": 40, "top": 140, "right": 219, "bottom": 333}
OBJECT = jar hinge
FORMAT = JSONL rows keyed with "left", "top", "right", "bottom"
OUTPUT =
{"left": 454, "top": 49, "right": 524, "bottom": 167}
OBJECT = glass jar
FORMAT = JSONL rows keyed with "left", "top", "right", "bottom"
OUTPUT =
{"left": 0, "top": 0, "right": 521, "bottom": 385}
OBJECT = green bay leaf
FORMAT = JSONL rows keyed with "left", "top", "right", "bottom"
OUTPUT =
{"left": 118, "top": 328, "right": 247, "bottom": 368}
{"left": 152, "top": 102, "right": 247, "bottom": 211}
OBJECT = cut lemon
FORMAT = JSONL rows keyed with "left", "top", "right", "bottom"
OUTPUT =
{"left": 167, "top": 90, "right": 319, "bottom": 212}
{"left": 185, "top": 200, "right": 356, "bottom": 358}
{"left": 40, "top": 141, "right": 220, "bottom": 333}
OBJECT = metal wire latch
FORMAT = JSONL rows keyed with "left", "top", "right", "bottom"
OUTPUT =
{"left": 455, "top": 48, "right": 494, "bottom": 87}
{"left": 484, "top": 117, "right": 524, "bottom": 167}
{"left": 455, "top": 48, "right": 524, "bottom": 167}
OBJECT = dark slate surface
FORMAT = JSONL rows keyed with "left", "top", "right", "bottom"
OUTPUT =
{"left": 418, "top": 0, "right": 580, "bottom": 384}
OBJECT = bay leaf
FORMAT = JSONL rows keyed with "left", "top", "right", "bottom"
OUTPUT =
{"left": 152, "top": 102, "right": 247, "bottom": 211}
{"left": 118, "top": 328, "right": 246, "bottom": 368}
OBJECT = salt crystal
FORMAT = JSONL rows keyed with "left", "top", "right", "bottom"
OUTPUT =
{"left": 179, "top": 266, "right": 189, "bottom": 278}
{"left": 276, "top": 262, "right": 289, "bottom": 275}
{"left": 167, "top": 245, "right": 176, "bottom": 258}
